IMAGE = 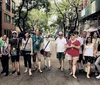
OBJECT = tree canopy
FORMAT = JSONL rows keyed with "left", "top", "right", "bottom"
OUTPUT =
{"left": 14, "top": 0, "right": 83, "bottom": 35}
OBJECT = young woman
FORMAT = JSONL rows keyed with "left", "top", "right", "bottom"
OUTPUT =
{"left": 43, "top": 35, "right": 51, "bottom": 71}
{"left": 66, "top": 33, "right": 80, "bottom": 79}
{"left": 1, "top": 35, "right": 9, "bottom": 76}
{"left": 22, "top": 32, "right": 33, "bottom": 76}
{"left": 83, "top": 37, "right": 95, "bottom": 78}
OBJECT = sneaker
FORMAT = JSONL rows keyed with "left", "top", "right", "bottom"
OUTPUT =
{"left": 61, "top": 68, "right": 64, "bottom": 72}
{"left": 87, "top": 75, "right": 90, "bottom": 79}
{"left": 17, "top": 72, "right": 20, "bottom": 75}
{"left": 12, "top": 70, "right": 16, "bottom": 74}
{"left": 43, "top": 65, "right": 47, "bottom": 70}
{"left": 73, "top": 75, "right": 77, "bottom": 79}
{"left": 5, "top": 73, "right": 9, "bottom": 76}
{"left": 24, "top": 69, "right": 28, "bottom": 73}
{"left": 38, "top": 69, "right": 43, "bottom": 73}
{"left": 58, "top": 67, "right": 61, "bottom": 69}
{"left": 96, "top": 75, "right": 100, "bottom": 79}
{"left": 29, "top": 71, "right": 32, "bottom": 76}
{"left": 1, "top": 71, "right": 5, "bottom": 74}
{"left": 48, "top": 67, "right": 51, "bottom": 71}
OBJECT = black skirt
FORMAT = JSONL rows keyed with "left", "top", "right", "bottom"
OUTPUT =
{"left": 85, "top": 56, "right": 95, "bottom": 64}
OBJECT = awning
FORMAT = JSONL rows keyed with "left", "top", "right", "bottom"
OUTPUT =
{"left": 84, "top": 27, "right": 97, "bottom": 32}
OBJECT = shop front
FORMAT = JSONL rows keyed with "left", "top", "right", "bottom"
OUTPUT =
{"left": 80, "top": 0, "right": 100, "bottom": 34}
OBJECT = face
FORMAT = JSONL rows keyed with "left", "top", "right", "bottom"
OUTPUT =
{"left": 2, "top": 35, "right": 7, "bottom": 41}
{"left": 93, "top": 32, "right": 97, "bottom": 38}
{"left": 82, "top": 32, "right": 87, "bottom": 38}
{"left": 75, "top": 34, "right": 78, "bottom": 38}
{"left": 71, "top": 34, "right": 76, "bottom": 40}
{"left": 46, "top": 36, "right": 49, "bottom": 40}
{"left": 25, "top": 32, "right": 29, "bottom": 38}
{"left": 87, "top": 37, "right": 91, "bottom": 43}
{"left": 12, "top": 33, "right": 17, "bottom": 38}
{"left": 36, "top": 30, "right": 39, "bottom": 36}
{"left": 59, "top": 34, "right": 63, "bottom": 39}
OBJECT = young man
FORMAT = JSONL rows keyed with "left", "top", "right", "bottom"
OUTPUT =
{"left": 56, "top": 32, "right": 66, "bottom": 72}
{"left": 32, "top": 29, "right": 43, "bottom": 73}
{"left": 9, "top": 31, "right": 21, "bottom": 75}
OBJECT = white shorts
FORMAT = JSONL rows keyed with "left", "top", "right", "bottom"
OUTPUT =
{"left": 66, "top": 53, "right": 79, "bottom": 61}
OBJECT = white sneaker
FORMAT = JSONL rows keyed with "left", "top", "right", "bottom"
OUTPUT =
{"left": 29, "top": 70, "right": 32, "bottom": 76}
{"left": 24, "top": 69, "right": 28, "bottom": 73}
{"left": 96, "top": 75, "right": 100, "bottom": 79}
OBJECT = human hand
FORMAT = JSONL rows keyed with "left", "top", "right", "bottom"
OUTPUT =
{"left": 9, "top": 54, "right": 11, "bottom": 57}
{"left": 83, "top": 56, "right": 85, "bottom": 60}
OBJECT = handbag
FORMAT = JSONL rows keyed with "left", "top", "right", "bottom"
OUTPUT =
{"left": 21, "top": 38, "right": 29, "bottom": 56}
{"left": 40, "top": 41, "right": 50, "bottom": 55}
{"left": 11, "top": 39, "right": 19, "bottom": 56}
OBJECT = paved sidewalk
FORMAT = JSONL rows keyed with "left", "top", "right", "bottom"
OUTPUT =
{"left": 0, "top": 41, "right": 100, "bottom": 85}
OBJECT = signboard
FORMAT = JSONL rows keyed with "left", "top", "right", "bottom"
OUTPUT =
{"left": 91, "top": 1, "right": 96, "bottom": 14}
{"left": 81, "top": 9, "right": 85, "bottom": 17}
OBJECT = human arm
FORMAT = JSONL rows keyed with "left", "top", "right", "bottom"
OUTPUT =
{"left": 83, "top": 44, "right": 86, "bottom": 60}
{"left": 30, "top": 38, "right": 33, "bottom": 55}
{"left": 71, "top": 40, "right": 80, "bottom": 49}
{"left": 8, "top": 43, "right": 11, "bottom": 57}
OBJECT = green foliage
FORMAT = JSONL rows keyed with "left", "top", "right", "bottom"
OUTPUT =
{"left": 51, "top": 0, "right": 82, "bottom": 32}
{"left": 14, "top": 0, "right": 51, "bottom": 32}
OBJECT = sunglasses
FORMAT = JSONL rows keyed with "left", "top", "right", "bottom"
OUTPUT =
{"left": 13, "top": 33, "right": 17, "bottom": 35}
{"left": 59, "top": 34, "right": 63, "bottom": 36}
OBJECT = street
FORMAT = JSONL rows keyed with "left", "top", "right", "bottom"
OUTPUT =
{"left": 0, "top": 40, "right": 100, "bottom": 85}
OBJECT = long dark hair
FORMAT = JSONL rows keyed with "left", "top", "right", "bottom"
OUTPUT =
{"left": 86, "top": 37, "right": 92, "bottom": 45}
{"left": 24, "top": 31, "right": 30, "bottom": 40}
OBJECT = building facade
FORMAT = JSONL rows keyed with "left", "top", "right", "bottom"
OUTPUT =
{"left": 0, "top": 0, "right": 20, "bottom": 38}
{"left": 80, "top": 0, "right": 100, "bottom": 33}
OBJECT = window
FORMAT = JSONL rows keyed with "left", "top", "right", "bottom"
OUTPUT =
{"left": 4, "top": 29, "right": 12, "bottom": 38}
{"left": 0, "top": 0, "right": 2, "bottom": 8}
{"left": 6, "top": 0, "right": 10, "bottom": 11}
{"left": 4, "top": 14, "right": 11, "bottom": 23}
{"left": 12, "top": 1, "right": 15, "bottom": 13}
{"left": 12, "top": 17, "right": 15, "bottom": 24}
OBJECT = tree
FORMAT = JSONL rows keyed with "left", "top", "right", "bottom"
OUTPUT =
{"left": 14, "top": 0, "right": 50, "bottom": 32}
{"left": 53, "top": 0, "right": 82, "bottom": 35}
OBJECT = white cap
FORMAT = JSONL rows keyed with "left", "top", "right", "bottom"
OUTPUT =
{"left": 12, "top": 31, "right": 17, "bottom": 34}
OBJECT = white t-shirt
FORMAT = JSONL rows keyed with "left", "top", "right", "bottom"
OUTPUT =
{"left": 43, "top": 39, "right": 51, "bottom": 52}
{"left": 22, "top": 38, "right": 32, "bottom": 51}
{"left": 77, "top": 37, "right": 83, "bottom": 54}
{"left": 56, "top": 37, "right": 66, "bottom": 52}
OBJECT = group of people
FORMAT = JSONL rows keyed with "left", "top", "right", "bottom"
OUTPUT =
{"left": 0, "top": 30, "right": 51, "bottom": 76}
{"left": 0, "top": 29, "right": 100, "bottom": 80}
{"left": 56, "top": 31, "right": 100, "bottom": 79}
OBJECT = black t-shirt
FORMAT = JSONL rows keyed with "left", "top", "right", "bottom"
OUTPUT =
{"left": 9, "top": 38, "right": 22, "bottom": 53}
